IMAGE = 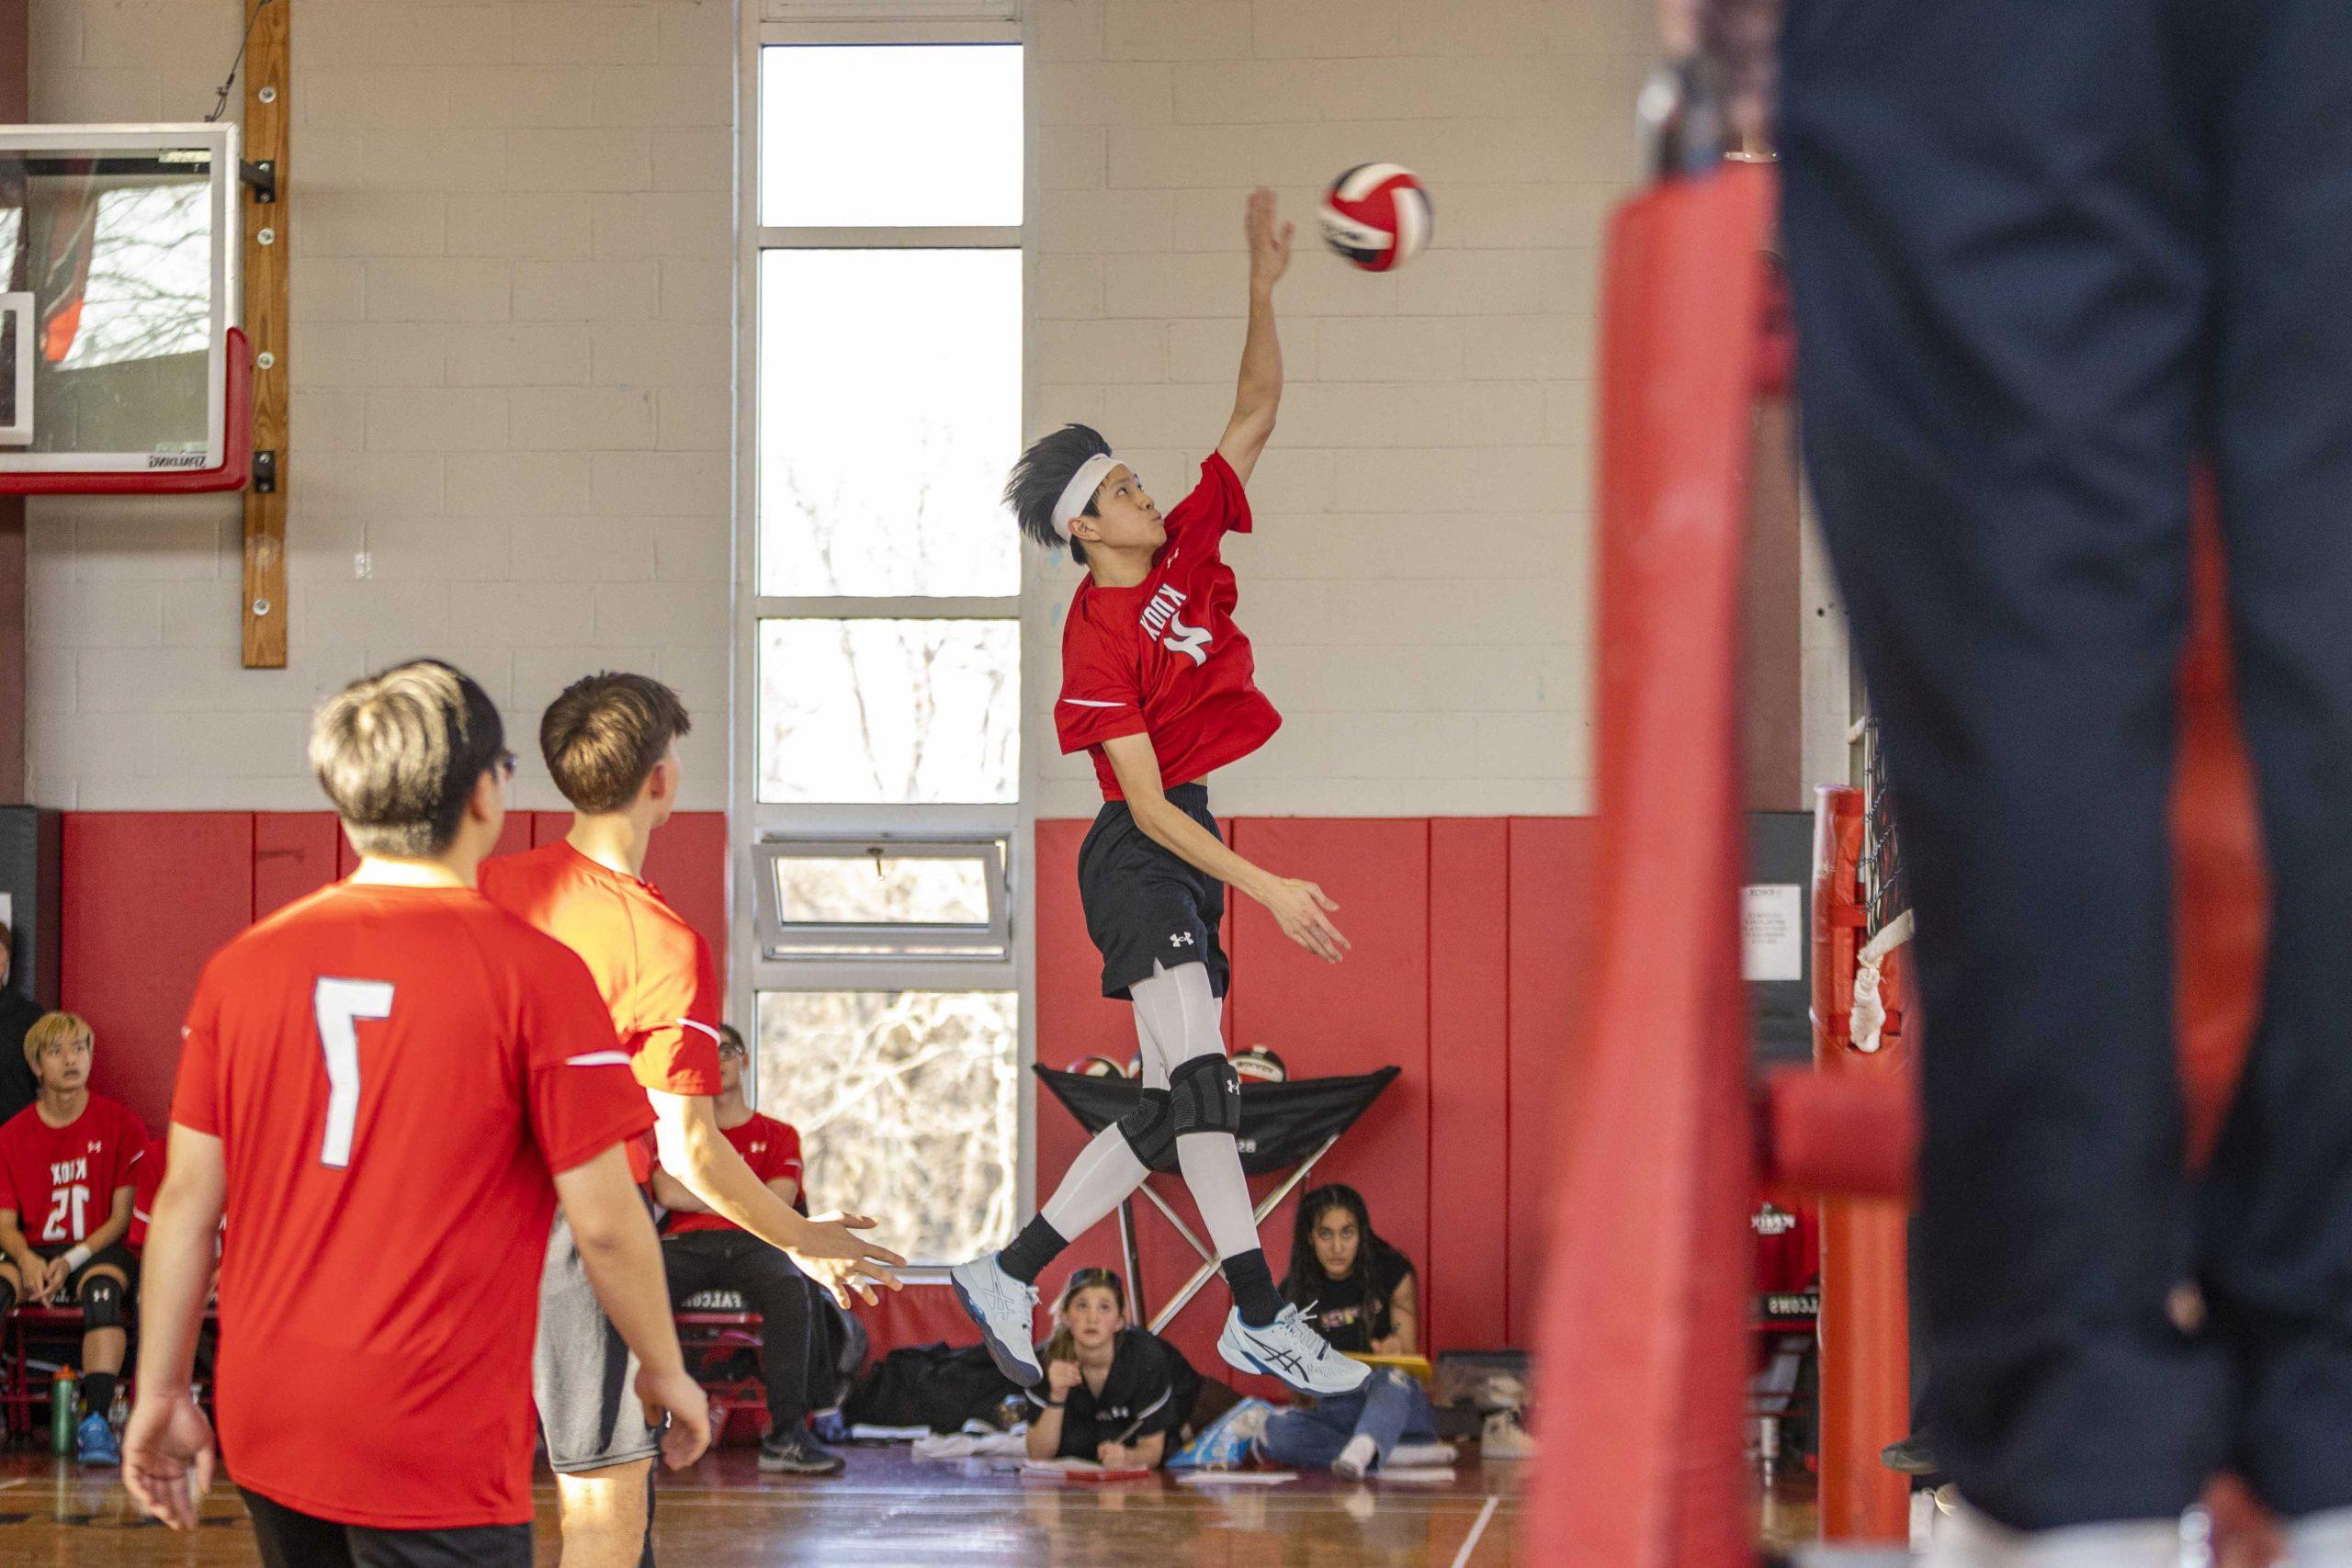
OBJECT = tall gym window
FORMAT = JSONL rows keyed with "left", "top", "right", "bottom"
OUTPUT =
{"left": 742, "top": 23, "right": 1023, "bottom": 1264}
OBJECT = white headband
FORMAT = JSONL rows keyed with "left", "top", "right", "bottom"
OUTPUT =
{"left": 1049, "top": 453, "right": 1123, "bottom": 541}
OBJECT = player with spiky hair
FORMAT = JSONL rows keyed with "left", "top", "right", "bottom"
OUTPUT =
{"left": 953, "top": 190, "right": 1367, "bottom": 1401}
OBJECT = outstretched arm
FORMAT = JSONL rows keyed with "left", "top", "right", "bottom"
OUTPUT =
{"left": 1217, "top": 188, "right": 1292, "bottom": 486}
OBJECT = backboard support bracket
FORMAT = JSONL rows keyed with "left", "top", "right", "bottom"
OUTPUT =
{"left": 241, "top": 2, "right": 290, "bottom": 669}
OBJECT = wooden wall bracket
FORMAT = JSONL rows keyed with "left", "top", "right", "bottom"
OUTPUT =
{"left": 240, "top": 0, "right": 289, "bottom": 669}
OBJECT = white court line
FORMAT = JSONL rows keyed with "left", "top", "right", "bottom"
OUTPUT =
{"left": 1449, "top": 1494, "right": 1500, "bottom": 1568}
{"left": 0, "top": 1478, "right": 27, "bottom": 1491}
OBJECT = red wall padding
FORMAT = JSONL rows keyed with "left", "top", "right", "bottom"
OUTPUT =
{"left": 1030, "top": 815, "right": 1603, "bottom": 1361}
{"left": 62, "top": 811, "right": 729, "bottom": 1139}
{"left": 1428, "top": 818, "right": 1513, "bottom": 1352}
{"left": 68, "top": 813, "right": 258, "bottom": 1135}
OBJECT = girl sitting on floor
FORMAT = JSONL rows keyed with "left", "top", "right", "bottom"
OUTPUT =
{"left": 1025, "top": 1269, "right": 1195, "bottom": 1468}
{"left": 1281, "top": 1184, "right": 1419, "bottom": 1356}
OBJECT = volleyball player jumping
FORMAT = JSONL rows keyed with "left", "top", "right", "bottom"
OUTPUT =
{"left": 951, "top": 189, "right": 1367, "bottom": 1399}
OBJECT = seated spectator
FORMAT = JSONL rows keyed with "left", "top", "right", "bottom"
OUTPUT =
{"left": 1257, "top": 1364, "right": 1445, "bottom": 1479}
{"left": 0, "top": 921, "right": 43, "bottom": 1127}
{"left": 0, "top": 1011, "right": 147, "bottom": 1466}
{"left": 650, "top": 1022, "right": 845, "bottom": 1476}
{"left": 1282, "top": 1184, "right": 1418, "bottom": 1356}
{"left": 1024, "top": 1268, "right": 1195, "bottom": 1469}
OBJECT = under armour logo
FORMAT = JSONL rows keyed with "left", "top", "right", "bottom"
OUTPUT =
{"left": 1170, "top": 931, "right": 1194, "bottom": 948}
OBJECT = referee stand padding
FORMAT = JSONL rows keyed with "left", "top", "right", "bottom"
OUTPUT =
{"left": 1531, "top": 158, "right": 2271, "bottom": 1565}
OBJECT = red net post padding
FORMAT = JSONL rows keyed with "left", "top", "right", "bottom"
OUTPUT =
{"left": 1528, "top": 162, "right": 1776, "bottom": 1568}
{"left": 0, "top": 327, "right": 253, "bottom": 495}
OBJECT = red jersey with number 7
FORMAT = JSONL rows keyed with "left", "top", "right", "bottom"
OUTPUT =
{"left": 1056, "top": 451, "right": 1282, "bottom": 800}
{"left": 170, "top": 881, "right": 654, "bottom": 1530}
{"left": 0, "top": 1093, "right": 146, "bottom": 1247}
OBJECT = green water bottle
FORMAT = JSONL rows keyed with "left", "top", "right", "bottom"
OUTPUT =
{"left": 50, "top": 1367, "right": 76, "bottom": 1455}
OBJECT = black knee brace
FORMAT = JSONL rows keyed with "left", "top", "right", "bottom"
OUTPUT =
{"left": 1116, "top": 1087, "right": 1177, "bottom": 1166}
{"left": 1168, "top": 1054, "right": 1241, "bottom": 1138}
{"left": 78, "top": 1273, "right": 126, "bottom": 1331}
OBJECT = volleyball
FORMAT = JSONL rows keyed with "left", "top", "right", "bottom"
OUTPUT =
{"left": 1319, "top": 164, "right": 1432, "bottom": 273}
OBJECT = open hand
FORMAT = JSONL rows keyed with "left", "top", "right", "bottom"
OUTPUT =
{"left": 787, "top": 1212, "right": 906, "bottom": 1308}
{"left": 1245, "top": 187, "right": 1292, "bottom": 292}
{"left": 1259, "top": 876, "right": 1349, "bottom": 963}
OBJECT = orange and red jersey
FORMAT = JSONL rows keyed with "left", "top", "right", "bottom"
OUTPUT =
{"left": 0, "top": 1092, "right": 146, "bottom": 1247}
{"left": 481, "top": 840, "right": 724, "bottom": 1180}
{"left": 171, "top": 881, "right": 650, "bottom": 1529}
{"left": 663, "top": 1112, "right": 804, "bottom": 1236}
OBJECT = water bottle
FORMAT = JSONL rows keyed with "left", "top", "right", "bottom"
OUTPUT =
{"left": 110, "top": 1386, "right": 128, "bottom": 1431}
{"left": 50, "top": 1367, "right": 76, "bottom": 1455}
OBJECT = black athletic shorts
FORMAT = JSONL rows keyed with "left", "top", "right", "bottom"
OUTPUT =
{"left": 25, "top": 1238, "right": 136, "bottom": 1296}
{"left": 241, "top": 1487, "right": 531, "bottom": 1568}
{"left": 1078, "top": 781, "right": 1230, "bottom": 1000}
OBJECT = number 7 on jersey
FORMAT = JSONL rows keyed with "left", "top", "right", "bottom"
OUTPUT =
{"left": 314, "top": 978, "right": 395, "bottom": 1168}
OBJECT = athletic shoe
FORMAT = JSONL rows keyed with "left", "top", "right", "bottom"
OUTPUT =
{"left": 1332, "top": 1433, "right": 1378, "bottom": 1481}
{"left": 1218, "top": 1304, "right": 1370, "bottom": 1396}
{"left": 759, "top": 1428, "right": 845, "bottom": 1475}
{"left": 1880, "top": 1431, "right": 1939, "bottom": 1476}
{"left": 1479, "top": 1408, "right": 1534, "bottom": 1461}
{"left": 948, "top": 1254, "right": 1043, "bottom": 1388}
{"left": 1387, "top": 1440, "right": 1456, "bottom": 1470}
{"left": 75, "top": 1411, "right": 119, "bottom": 1467}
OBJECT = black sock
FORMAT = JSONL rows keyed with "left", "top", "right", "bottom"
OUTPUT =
{"left": 81, "top": 1371, "right": 116, "bottom": 1422}
{"left": 1221, "top": 1250, "right": 1283, "bottom": 1327}
{"left": 997, "top": 1216, "right": 1068, "bottom": 1287}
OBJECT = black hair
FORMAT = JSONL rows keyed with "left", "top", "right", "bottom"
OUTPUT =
{"left": 1282, "top": 1183, "right": 1396, "bottom": 1316}
{"left": 1004, "top": 423, "right": 1113, "bottom": 565}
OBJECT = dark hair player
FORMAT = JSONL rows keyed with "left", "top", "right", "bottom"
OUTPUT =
{"left": 951, "top": 189, "right": 1367, "bottom": 1401}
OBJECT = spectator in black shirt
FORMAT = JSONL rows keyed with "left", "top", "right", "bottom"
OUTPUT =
{"left": 1024, "top": 1269, "right": 1194, "bottom": 1468}
{"left": 0, "top": 922, "right": 41, "bottom": 1128}
{"left": 1281, "top": 1185, "right": 1417, "bottom": 1357}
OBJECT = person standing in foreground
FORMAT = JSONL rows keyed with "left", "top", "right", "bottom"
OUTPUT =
{"left": 483, "top": 671, "right": 901, "bottom": 1566}
{"left": 122, "top": 660, "right": 709, "bottom": 1568}
{"left": 950, "top": 190, "right": 1366, "bottom": 1402}
{"left": 1668, "top": 2, "right": 2352, "bottom": 1563}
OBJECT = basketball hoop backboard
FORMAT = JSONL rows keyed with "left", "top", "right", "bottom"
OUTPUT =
{"left": 0, "top": 122, "right": 242, "bottom": 487}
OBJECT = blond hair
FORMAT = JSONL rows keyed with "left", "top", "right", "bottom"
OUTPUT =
{"left": 24, "top": 1010, "right": 91, "bottom": 1073}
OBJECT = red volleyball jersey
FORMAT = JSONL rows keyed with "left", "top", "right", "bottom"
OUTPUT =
{"left": 663, "top": 1112, "right": 804, "bottom": 1236}
{"left": 170, "top": 881, "right": 653, "bottom": 1530}
{"left": 0, "top": 1093, "right": 145, "bottom": 1247}
{"left": 1057, "top": 452, "right": 1282, "bottom": 800}
{"left": 481, "top": 841, "right": 724, "bottom": 1181}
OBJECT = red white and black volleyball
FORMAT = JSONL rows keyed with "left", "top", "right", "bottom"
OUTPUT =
{"left": 1319, "top": 164, "right": 1432, "bottom": 272}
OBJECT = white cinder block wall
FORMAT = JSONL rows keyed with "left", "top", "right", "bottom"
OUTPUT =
{"left": 22, "top": 0, "right": 1649, "bottom": 819}
{"left": 1022, "top": 0, "right": 1651, "bottom": 820}
{"left": 24, "top": 0, "right": 735, "bottom": 811}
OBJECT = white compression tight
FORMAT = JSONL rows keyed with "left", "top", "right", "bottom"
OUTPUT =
{"left": 1037, "top": 961, "right": 1261, "bottom": 1261}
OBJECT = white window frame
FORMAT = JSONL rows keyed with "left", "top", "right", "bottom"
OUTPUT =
{"left": 733, "top": 10, "right": 1035, "bottom": 1236}
{"left": 751, "top": 833, "right": 1011, "bottom": 961}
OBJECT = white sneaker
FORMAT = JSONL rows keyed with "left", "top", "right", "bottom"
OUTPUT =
{"left": 1480, "top": 1408, "right": 1535, "bottom": 1461}
{"left": 948, "top": 1254, "right": 1042, "bottom": 1388}
{"left": 1218, "top": 1304, "right": 1371, "bottom": 1396}
{"left": 1332, "top": 1433, "right": 1378, "bottom": 1480}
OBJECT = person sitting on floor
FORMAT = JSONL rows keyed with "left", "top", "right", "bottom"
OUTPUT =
{"left": 1256, "top": 1363, "right": 1448, "bottom": 1480}
{"left": 1282, "top": 1183, "right": 1418, "bottom": 1356}
{"left": 1025, "top": 1267, "right": 1197, "bottom": 1469}
{"left": 650, "top": 1022, "right": 847, "bottom": 1476}
{"left": 0, "top": 1010, "right": 148, "bottom": 1467}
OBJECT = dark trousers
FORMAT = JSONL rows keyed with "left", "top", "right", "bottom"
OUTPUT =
{"left": 662, "top": 1229, "right": 835, "bottom": 1432}
{"left": 1781, "top": 0, "right": 2352, "bottom": 1529}
{"left": 241, "top": 1488, "right": 531, "bottom": 1568}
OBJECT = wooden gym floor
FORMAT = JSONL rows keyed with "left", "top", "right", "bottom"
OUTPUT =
{"left": 0, "top": 1441, "right": 1824, "bottom": 1564}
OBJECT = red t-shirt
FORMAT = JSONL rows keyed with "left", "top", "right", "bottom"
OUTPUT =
{"left": 0, "top": 1093, "right": 146, "bottom": 1248}
{"left": 481, "top": 841, "right": 725, "bottom": 1181}
{"left": 1057, "top": 452, "right": 1283, "bottom": 800}
{"left": 171, "top": 881, "right": 653, "bottom": 1530}
{"left": 664, "top": 1112, "right": 803, "bottom": 1236}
